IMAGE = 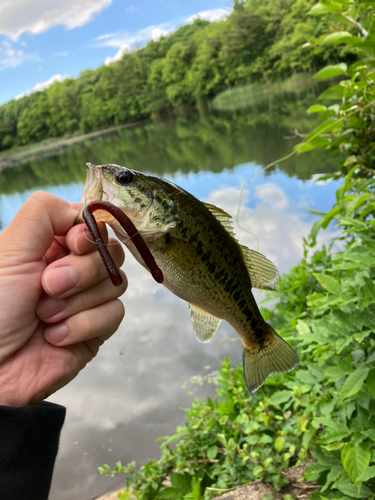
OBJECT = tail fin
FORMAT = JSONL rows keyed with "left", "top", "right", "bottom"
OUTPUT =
{"left": 242, "top": 323, "right": 299, "bottom": 395}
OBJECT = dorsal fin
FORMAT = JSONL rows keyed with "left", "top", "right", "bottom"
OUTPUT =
{"left": 203, "top": 202, "right": 237, "bottom": 239}
{"left": 203, "top": 202, "right": 279, "bottom": 290}
{"left": 240, "top": 245, "right": 279, "bottom": 291}
{"left": 189, "top": 304, "right": 222, "bottom": 343}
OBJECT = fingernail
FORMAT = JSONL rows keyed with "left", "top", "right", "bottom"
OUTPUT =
{"left": 45, "top": 324, "right": 69, "bottom": 344}
{"left": 45, "top": 266, "right": 77, "bottom": 296}
{"left": 37, "top": 297, "right": 65, "bottom": 320}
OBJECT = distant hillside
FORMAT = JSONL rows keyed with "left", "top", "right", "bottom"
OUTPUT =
{"left": 0, "top": 0, "right": 352, "bottom": 152}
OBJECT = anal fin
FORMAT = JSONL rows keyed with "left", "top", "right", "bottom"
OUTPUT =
{"left": 189, "top": 304, "right": 222, "bottom": 343}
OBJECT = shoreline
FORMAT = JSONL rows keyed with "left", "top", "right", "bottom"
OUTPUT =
{"left": 0, "top": 120, "right": 147, "bottom": 171}
{"left": 0, "top": 75, "right": 315, "bottom": 171}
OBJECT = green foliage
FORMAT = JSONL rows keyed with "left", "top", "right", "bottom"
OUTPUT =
{"left": 294, "top": 0, "right": 375, "bottom": 175}
{"left": 99, "top": 3, "right": 375, "bottom": 498}
{"left": 0, "top": 0, "right": 351, "bottom": 152}
{"left": 100, "top": 358, "right": 305, "bottom": 498}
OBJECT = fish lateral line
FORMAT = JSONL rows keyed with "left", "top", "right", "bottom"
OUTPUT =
{"left": 82, "top": 201, "right": 164, "bottom": 286}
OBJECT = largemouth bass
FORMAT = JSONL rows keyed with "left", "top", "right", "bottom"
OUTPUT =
{"left": 78, "top": 163, "right": 299, "bottom": 393}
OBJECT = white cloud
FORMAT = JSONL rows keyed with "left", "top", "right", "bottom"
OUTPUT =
{"left": 97, "top": 24, "right": 171, "bottom": 65}
{"left": 151, "top": 27, "right": 170, "bottom": 41}
{"left": 0, "top": 0, "right": 112, "bottom": 40}
{"left": 186, "top": 8, "right": 232, "bottom": 23}
{"left": 0, "top": 40, "right": 39, "bottom": 71}
{"left": 104, "top": 44, "right": 131, "bottom": 65}
{"left": 208, "top": 185, "right": 338, "bottom": 275}
{"left": 15, "top": 73, "right": 71, "bottom": 99}
{"left": 309, "top": 173, "right": 333, "bottom": 186}
{"left": 95, "top": 23, "right": 172, "bottom": 49}
{"left": 255, "top": 183, "right": 289, "bottom": 210}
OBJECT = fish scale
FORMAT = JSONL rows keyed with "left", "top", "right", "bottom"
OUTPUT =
{"left": 77, "top": 163, "right": 299, "bottom": 394}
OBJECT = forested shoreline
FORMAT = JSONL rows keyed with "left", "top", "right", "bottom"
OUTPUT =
{"left": 0, "top": 0, "right": 351, "bottom": 152}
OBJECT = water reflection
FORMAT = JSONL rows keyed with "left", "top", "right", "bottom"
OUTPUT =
{"left": 48, "top": 172, "right": 338, "bottom": 500}
{"left": 0, "top": 102, "right": 339, "bottom": 500}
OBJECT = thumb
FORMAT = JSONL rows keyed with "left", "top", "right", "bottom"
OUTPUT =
{"left": 1, "top": 191, "right": 78, "bottom": 265}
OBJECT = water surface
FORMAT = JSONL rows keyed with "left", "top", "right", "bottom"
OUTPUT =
{"left": 0, "top": 98, "right": 339, "bottom": 500}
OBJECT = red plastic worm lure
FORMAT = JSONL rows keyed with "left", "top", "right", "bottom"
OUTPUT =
{"left": 82, "top": 201, "right": 164, "bottom": 287}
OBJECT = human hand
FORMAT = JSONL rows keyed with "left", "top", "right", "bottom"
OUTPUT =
{"left": 0, "top": 191, "right": 126, "bottom": 407}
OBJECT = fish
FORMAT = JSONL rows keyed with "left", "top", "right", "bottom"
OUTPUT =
{"left": 77, "top": 162, "right": 299, "bottom": 394}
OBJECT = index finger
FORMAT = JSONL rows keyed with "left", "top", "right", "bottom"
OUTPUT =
{"left": 0, "top": 191, "right": 77, "bottom": 267}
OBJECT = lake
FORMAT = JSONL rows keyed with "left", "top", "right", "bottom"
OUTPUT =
{"left": 0, "top": 89, "right": 340, "bottom": 500}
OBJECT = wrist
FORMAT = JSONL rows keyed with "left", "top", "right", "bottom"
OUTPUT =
{"left": 0, "top": 391, "right": 42, "bottom": 407}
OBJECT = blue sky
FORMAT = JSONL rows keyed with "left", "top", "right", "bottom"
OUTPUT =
{"left": 0, "top": 0, "right": 231, "bottom": 105}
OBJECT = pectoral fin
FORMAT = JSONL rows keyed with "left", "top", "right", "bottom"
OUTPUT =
{"left": 189, "top": 304, "right": 222, "bottom": 343}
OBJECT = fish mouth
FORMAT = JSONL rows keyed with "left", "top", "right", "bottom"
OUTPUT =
{"left": 81, "top": 163, "right": 105, "bottom": 205}
{"left": 75, "top": 163, "right": 106, "bottom": 225}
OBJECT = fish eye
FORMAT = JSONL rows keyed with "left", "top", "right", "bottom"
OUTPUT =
{"left": 115, "top": 170, "right": 134, "bottom": 186}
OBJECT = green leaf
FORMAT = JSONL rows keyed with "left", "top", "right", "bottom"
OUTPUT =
{"left": 307, "top": 104, "right": 327, "bottom": 114}
{"left": 319, "top": 400, "right": 335, "bottom": 417}
{"left": 263, "top": 457, "right": 273, "bottom": 468}
{"left": 322, "top": 464, "right": 343, "bottom": 491}
{"left": 268, "top": 391, "right": 293, "bottom": 406}
{"left": 356, "top": 465, "right": 375, "bottom": 483}
{"left": 157, "top": 487, "right": 185, "bottom": 500}
{"left": 170, "top": 473, "right": 191, "bottom": 491}
{"left": 335, "top": 477, "right": 372, "bottom": 498}
{"left": 310, "top": 2, "right": 344, "bottom": 15}
{"left": 363, "top": 429, "right": 375, "bottom": 441}
{"left": 341, "top": 443, "right": 371, "bottom": 483}
{"left": 319, "top": 424, "right": 351, "bottom": 444}
{"left": 117, "top": 490, "right": 132, "bottom": 500}
{"left": 321, "top": 32, "right": 354, "bottom": 44}
{"left": 319, "top": 84, "right": 345, "bottom": 101}
{"left": 340, "top": 366, "right": 369, "bottom": 401}
{"left": 259, "top": 434, "right": 273, "bottom": 444}
{"left": 296, "top": 320, "right": 310, "bottom": 336}
{"left": 366, "top": 368, "right": 375, "bottom": 398}
{"left": 207, "top": 446, "right": 217, "bottom": 460}
{"left": 305, "top": 117, "right": 339, "bottom": 142}
{"left": 335, "top": 337, "right": 353, "bottom": 355}
{"left": 274, "top": 437, "right": 285, "bottom": 451}
{"left": 313, "top": 273, "right": 341, "bottom": 295}
{"left": 293, "top": 142, "right": 317, "bottom": 154}
{"left": 322, "top": 442, "right": 345, "bottom": 451}
{"left": 353, "top": 330, "right": 371, "bottom": 343}
{"left": 253, "top": 466, "right": 264, "bottom": 477}
{"left": 314, "top": 63, "right": 347, "bottom": 78}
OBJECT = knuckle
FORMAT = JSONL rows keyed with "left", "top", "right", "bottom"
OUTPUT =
{"left": 29, "top": 191, "right": 55, "bottom": 210}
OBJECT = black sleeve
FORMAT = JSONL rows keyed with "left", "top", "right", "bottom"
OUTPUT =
{"left": 0, "top": 401, "right": 66, "bottom": 500}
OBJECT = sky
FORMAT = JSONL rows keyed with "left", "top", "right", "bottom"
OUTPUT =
{"left": 0, "top": 0, "right": 232, "bottom": 105}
